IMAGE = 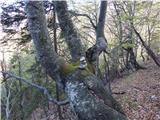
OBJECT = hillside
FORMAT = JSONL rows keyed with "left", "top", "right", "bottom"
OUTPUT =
{"left": 29, "top": 58, "right": 160, "bottom": 120}
{"left": 112, "top": 58, "right": 160, "bottom": 120}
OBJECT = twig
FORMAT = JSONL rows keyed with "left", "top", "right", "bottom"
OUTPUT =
{"left": 112, "top": 91, "right": 126, "bottom": 95}
{"left": 68, "top": 11, "right": 96, "bottom": 29}
{"left": 1, "top": 71, "right": 69, "bottom": 105}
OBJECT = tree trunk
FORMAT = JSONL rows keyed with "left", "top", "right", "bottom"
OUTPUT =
{"left": 133, "top": 27, "right": 160, "bottom": 67}
{"left": 54, "top": 1, "right": 84, "bottom": 62}
{"left": 52, "top": 6, "right": 62, "bottom": 120}
{"left": 65, "top": 70, "right": 127, "bottom": 120}
{"left": 25, "top": 1, "right": 128, "bottom": 120}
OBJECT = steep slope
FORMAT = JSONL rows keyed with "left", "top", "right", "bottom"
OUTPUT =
{"left": 112, "top": 59, "right": 160, "bottom": 120}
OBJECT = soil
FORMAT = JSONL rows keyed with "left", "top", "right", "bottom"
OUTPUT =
{"left": 112, "top": 58, "right": 160, "bottom": 120}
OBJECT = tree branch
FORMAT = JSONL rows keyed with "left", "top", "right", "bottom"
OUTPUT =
{"left": 68, "top": 11, "right": 96, "bottom": 29}
{"left": 133, "top": 26, "right": 160, "bottom": 67}
{"left": 85, "top": 1, "right": 108, "bottom": 75}
{"left": 96, "top": 1, "right": 107, "bottom": 38}
{"left": 25, "top": 1, "right": 69, "bottom": 88}
{"left": 94, "top": 1, "right": 108, "bottom": 55}
{"left": 53, "top": 1, "right": 84, "bottom": 62}
{"left": 1, "top": 71, "right": 69, "bottom": 105}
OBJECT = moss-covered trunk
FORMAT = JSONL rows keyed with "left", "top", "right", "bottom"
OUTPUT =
{"left": 65, "top": 70, "right": 127, "bottom": 120}
{"left": 26, "top": 1, "right": 128, "bottom": 120}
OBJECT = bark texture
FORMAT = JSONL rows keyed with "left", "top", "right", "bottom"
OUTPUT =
{"left": 26, "top": 2, "right": 60, "bottom": 78}
{"left": 96, "top": 1, "right": 107, "bottom": 37}
{"left": 65, "top": 70, "right": 127, "bottom": 120}
{"left": 54, "top": 1, "right": 84, "bottom": 62}
{"left": 85, "top": 1, "right": 107, "bottom": 79}
{"left": 96, "top": 1, "right": 107, "bottom": 53}
{"left": 25, "top": 1, "right": 67, "bottom": 89}
{"left": 25, "top": 1, "right": 128, "bottom": 120}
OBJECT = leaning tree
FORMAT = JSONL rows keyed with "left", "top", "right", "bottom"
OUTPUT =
{"left": 25, "top": 1, "right": 128, "bottom": 120}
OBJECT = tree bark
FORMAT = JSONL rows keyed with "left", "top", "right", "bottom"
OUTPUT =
{"left": 25, "top": 1, "right": 65, "bottom": 87}
{"left": 65, "top": 70, "right": 127, "bottom": 120}
{"left": 96, "top": 1, "right": 107, "bottom": 54}
{"left": 52, "top": 6, "right": 62, "bottom": 120}
{"left": 85, "top": 1, "right": 107, "bottom": 84}
{"left": 25, "top": 1, "right": 128, "bottom": 119}
{"left": 54, "top": 1, "right": 84, "bottom": 62}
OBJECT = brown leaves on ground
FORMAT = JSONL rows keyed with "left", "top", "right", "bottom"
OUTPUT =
{"left": 30, "top": 58, "right": 160, "bottom": 120}
{"left": 112, "top": 59, "right": 160, "bottom": 120}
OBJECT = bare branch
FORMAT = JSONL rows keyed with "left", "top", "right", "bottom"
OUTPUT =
{"left": 1, "top": 71, "right": 69, "bottom": 105}
{"left": 133, "top": 26, "right": 160, "bottom": 67}
{"left": 68, "top": 11, "right": 96, "bottom": 29}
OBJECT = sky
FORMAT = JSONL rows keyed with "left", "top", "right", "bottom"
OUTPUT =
{"left": 0, "top": 0, "right": 97, "bottom": 62}
{"left": 0, "top": 0, "right": 19, "bottom": 65}
{"left": 0, "top": 0, "right": 19, "bottom": 12}
{"left": 0, "top": 0, "right": 16, "bottom": 6}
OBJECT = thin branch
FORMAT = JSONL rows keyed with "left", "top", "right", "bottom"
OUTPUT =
{"left": 68, "top": 11, "right": 96, "bottom": 29}
{"left": 112, "top": 91, "right": 126, "bottom": 95}
{"left": 1, "top": 71, "right": 69, "bottom": 105}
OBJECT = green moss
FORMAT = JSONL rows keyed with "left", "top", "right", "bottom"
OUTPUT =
{"left": 60, "top": 62, "right": 78, "bottom": 76}
{"left": 80, "top": 68, "right": 90, "bottom": 77}
{"left": 72, "top": 61, "right": 80, "bottom": 66}
{"left": 60, "top": 60, "right": 91, "bottom": 78}
{"left": 59, "top": 58, "right": 93, "bottom": 78}
{"left": 122, "top": 42, "right": 135, "bottom": 49}
{"left": 87, "top": 63, "right": 95, "bottom": 74}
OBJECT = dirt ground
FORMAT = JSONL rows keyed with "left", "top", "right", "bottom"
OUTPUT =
{"left": 30, "top": 58, "right": 160, "bottom": 120}
{"left": 112, "top": 59, "right": 160, "bottom": 120}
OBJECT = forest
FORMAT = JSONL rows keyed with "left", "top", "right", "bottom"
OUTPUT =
{"left": 0, "top": 1, "right": 160, "bottom": 120}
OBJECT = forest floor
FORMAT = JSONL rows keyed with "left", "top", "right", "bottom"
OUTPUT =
{"left": 112, "top": 58, "right": 160, "bottom": 120}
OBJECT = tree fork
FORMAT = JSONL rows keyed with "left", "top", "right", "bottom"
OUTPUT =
{"left": 25, "top": 1, "right": 128, "bottom": 119}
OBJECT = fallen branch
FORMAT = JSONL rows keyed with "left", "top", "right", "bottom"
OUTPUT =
{"left": 112, "top": 91, "right": 126, "bottom": 95}
{"left": 1, "top": 71, "right": 69, "bottom": 105}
